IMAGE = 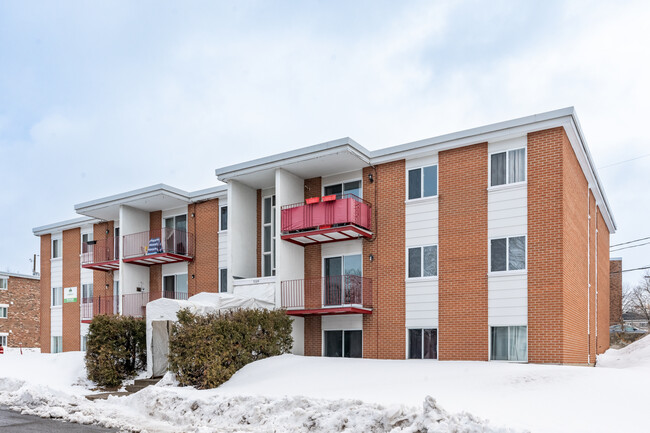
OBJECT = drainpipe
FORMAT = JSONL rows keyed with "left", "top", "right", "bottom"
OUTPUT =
{"left": 595, "top": 207, "right": 598, "bottom": 355}
{"left": 587, "top": 186, "right": 591, "bottom": 364}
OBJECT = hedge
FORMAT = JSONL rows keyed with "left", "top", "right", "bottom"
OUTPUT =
{"left": 168, "top": 308, "right": 293, "bottom": 389}
{"left": 85, "top": 315, "right": 147, "bottom": 387}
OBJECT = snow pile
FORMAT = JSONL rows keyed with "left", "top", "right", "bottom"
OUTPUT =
{"left": 597, "top": 334, "right": 650, "bottom": 368}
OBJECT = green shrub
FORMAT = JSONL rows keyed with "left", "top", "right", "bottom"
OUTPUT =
{"left": 85, "top": 315, "right": 147, "bottom": 387}
{"left": 168, "top": 308, "right": 293, "bottom": 389}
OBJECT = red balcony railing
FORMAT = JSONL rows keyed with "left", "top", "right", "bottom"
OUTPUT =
{"left": 81, "top": 237, "right": 119, "bottom": 271}
{"left": 122, "top": 228, "right": 195, "bottom": 265}
{"left": 281, "top": 275, "right": 372, "bottom": 311}
{"left": 281, "top": 194, "right": 371, "bottom": 233}
{"left": 84, "top": 293, "right": 150, "bottom": 320}
{"left": 93, "top": 295, "right": 119, "bottom": 316}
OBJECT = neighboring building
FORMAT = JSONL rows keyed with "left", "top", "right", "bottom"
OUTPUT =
{"left": 0, "top": 271, "right": 40, "bottom": 349}
{"left": 34, "top": 107, "right": 615, "bottom": 364}
{"left": 610, "top": 258, "right": 623, "bottom": 325}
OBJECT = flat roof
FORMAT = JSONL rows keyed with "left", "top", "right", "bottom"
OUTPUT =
{"left": 0, "top": 271, "right": 40, "bottom": 280}
{"left": 32, "top": 216, "right": 99, "bottom": 236}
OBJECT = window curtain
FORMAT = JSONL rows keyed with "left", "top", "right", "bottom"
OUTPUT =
{"left": 509, "top": 326, "right": 528, "bottom": 361}
{"left": 491, "top": 153, "right": 506, "bottom": 186}
{"left": 508, "top": 149, "right": 526, "bottom": 183}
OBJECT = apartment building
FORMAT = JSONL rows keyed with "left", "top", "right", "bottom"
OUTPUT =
{"left": 0, "top": 271, "right": 40, "bottom": 349}
{"left": 34, "top": 107, "right": 614, "bottom": 364}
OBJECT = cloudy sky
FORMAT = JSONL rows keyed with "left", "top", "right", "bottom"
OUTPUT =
{"left": 1, "top": 0, "right": 649, "bottom": 287}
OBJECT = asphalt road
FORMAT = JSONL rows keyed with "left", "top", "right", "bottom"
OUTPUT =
{"left": 0, "top": 407, "right": 118, "bottom": 432}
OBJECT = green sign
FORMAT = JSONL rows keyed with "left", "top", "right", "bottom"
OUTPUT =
{"left": 64, "top": 286, "right": 77, "bottom": 303}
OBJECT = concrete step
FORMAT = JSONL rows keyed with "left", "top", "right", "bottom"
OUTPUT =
{"left": 134, "top": 378, "right": 161, "bottom": 387}
{"left": 86, "top": 392, "right": 131, "bottom": 401}
{"left": 125, "top": 385, "right": 147, "bottom": 393}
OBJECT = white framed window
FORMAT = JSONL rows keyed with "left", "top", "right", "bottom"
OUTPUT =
{"left": 407, "top": 245, "right": 438, "bottom": 278}
{"left": 490, "top": 148, "right": 526, "bottom": 187}
{"left": 323, "top": 180, "right": 362, "bottom": 198}
{"left": 81, "top": 284, "right": 93, "bottom": 302}
{"left": 0, "top": 333, "right": 7, "bottom": 347}
{"left": 81, "top": 232, "right": 93, "bottom": 254}
{"left": 52, "top": 238, "right": 61, "bottom": 259}
{"left": 219, "top": 268, "right": 228, "bottom": 293}
{"left": 163, "top": 273, "right": 188, "bottom": 300}
{"left": 323, "top": 330, "right": 362, "bottom": 358}
{"left": 490, "top": 236, "right": 526, "bottom": 272}
{"left": 0, "top": 278, "right": 7, "bottom": 290}
{"left": 51, "top": 336, "right": 62, "bottom": 353}
{"left": 262, "top": 195, "right": 276, "bottom": 277}
{"left": 491, "top": 326, "right": 527, "bottom": 361}
{"left": 408, "top": 165, "right": 438, "bottom": 200}
{"left": 408, "top": 328, "right": 437, "bottom": 359}
{"left": 220, "top": 205, "right": 228, "bottom": 231}
{"left": 0, "top": 304, "right": 7, "bottom": 319}
{"left": 81, "top": 335, "right": 88, "bottom": 352}
{"left": 51, "top": 287, "right": 63, "bottom": 306}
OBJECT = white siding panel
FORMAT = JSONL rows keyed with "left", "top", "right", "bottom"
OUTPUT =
{"left": 322, "top": 170, "right": 363, "bottom": 198}
{"left": 405, "top": 199, "right": 438, "bottom": 248}
{"left": 322, "top": 314, "right": 362, "bottom": 330}
{"left": 405, "top": 154, "right": 438, "bottom": 169}
{"left": 488, "top": 274, "right": 527, "bottom": 326}
{"left": 405, "top": 280, "right": 438, "bottom": 328}
{"left": 321, "top": 239, "right": 362, "bottom": 258}
{"left": 51, "top": 307, "right": 62, "bottom": 336}
{"left": 218, "top": 232, "right": 228, "bottom": 268}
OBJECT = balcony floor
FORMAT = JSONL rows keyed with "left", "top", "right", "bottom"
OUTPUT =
{"left": 81, "top": 259, "right": 120, "bottom": 271}
{"left": 281, "top": 224, "right": 372, "bottom": 246}
{"left": 123, "top": 252, "right": 193, "bottom": 266}
{"left": 285, "top": 306, "right": 372, "bottom": 316}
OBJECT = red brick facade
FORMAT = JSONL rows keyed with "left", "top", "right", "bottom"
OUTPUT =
{"left": 0, "top": 274, "right": 40, "bottom": 348}
{"left": 62, "top": 228, "right": 81, "bottom": 352}
{"left": 93, "top": 221, "right": 115, "bottom": 301}
{"left": 438, "top": 143, "right": 488, "bottom": 361}
{"left": 188, "top": 199, "right": 220, "bottom": 296}
{"left": 149, "top": 211, "right": 163, "bottom": 300}
{"left": 39, "top": 234, "right": 51, "bottom": 352}
{"left": 303, "top": 177, "right": 322, "bottom": 356}
{"left": 609, "top": 259, "right": 622, "bottom": 325}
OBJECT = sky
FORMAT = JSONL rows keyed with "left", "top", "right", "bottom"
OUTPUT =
{"left": 1, "top": 0, "right": 649, "bottom": 288}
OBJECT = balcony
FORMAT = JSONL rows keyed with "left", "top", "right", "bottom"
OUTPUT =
{"left": 81, "top": 237, "right": 119, "bottom": 271}
{"left": 122, "top": 228, "right": 194, "bottom": 266}
{"left": 80, "top": 293, "right": 150, "bottom": 322}
{"left": 280, "top": 275, "right": 372, "bottom": 316}
{"left": 281, "top": 194, "right": 372, "bottom": 246}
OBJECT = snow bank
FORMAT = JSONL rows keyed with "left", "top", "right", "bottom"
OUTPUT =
{"left": 597, "top": 334, "right": 650, "bottom": 368}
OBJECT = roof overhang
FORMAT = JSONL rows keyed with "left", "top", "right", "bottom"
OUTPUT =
{"left": 33, "top": 216, "right": 100, "bottom": 236}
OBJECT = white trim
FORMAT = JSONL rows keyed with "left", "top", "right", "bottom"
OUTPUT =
{"left": 406, "top": 164, "right": 438, "bottom": 201}
{"left": 486, "top": 181, "right": 528, "bottom": 193}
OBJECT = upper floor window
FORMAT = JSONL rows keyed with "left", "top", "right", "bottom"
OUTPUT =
{"left": 408, "top": 245, "right": 438, "bottom": 278}
{"left": 220, "top": 206, "right": 228, "bottom": 231}
{"left": 82, "top": 283, "right": 93, "bottom": 301}
{"left": 262, "top": 196, "right": 276, "bottom": 277}
{"left": 82, "top": 233, "right": 93, "bottom": 254}
{"left": 408, "top": 165, "right": 438, "bottom": 200}
{"left": 324, "top": 180, "right": 361, "bottom": 198}
{"left": 0, "top": 305, "right": 7, "bottom": 319}
{"left": 52, "top": 239, "right": 61, "bottom": 259}
{"left": 490, "top": 236, "right": 526, "bottom": 272}
{"left": 52, "top": 287, "right": 63, "bottom": 306}
{"left": 490, "top": 148, "right": 526, "bottom": 187}
{"left": 0, "top": 278, "right": 7, "bottom": 290}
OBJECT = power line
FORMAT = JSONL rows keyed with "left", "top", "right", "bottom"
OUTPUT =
{"left": 611, "top": 241, "right": 650, "bottom": 253}
{"left": 599, "top": 152, "right": 650, "bottom": 169}
{"left": 610, "top": 265, "right": 650, "bottom": 274}
{"left": 610, "top": 236, "right": 650, "bottom": 248}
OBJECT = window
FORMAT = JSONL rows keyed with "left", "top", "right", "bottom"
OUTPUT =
{"left": 81, "top": 233, "right": 93, "bottom": 254}
{"left": 51, "top": 287, "right": 62, "bottom": 306}
{"left": 52, "top": 239, "right": 61, "bottom": 259}
{"left": 52, "top": 336, "right": 62, "bottom": 353}
{"left": 163, "top": 274, "right": 188, "bottom": 300}
{"left": 490, "top": 236, "right": 526, "bottom": 272}
{"left": 408, "top": 328, "right": 437, "bottom": 359}
{"left": 220, "top": 268, "right": 228, "bottom": 293}
{"left": 81, "top": 335, "right": 87, "bottom": 352}
{"left": 164, "top": 215, "right": 188, "bottom": 254}
{"left": 324, "top": 330, "right": 362, "bottom": 358}
{"left": 491, "top": 326, "right": 527, "bottom": 361}
{"left": 490, "top": 148, "right": 526, "bottom": 187}
{"left": 0, "top": 334, "right": 7, "bottom": 347}
{"left": 324, "top": 180, "right": 361, "bottom": 198}
{"left": 220, "top": 206, "right": 228, "bottom": 231}
{"left": 0, "top": 305, "right": 7, "bottom": 319}
{"left": 324, "top": 254, "right": 362, "bottom": 305}
{"left": 81, "top": 284, "right": 93, "bottom": 302}
{"left": 0, "top": 278, "right": 7, "bottom": 290}
{"left": 408, "top": 165, "right": 438, "bottom": 200}
{"left": 408, "top": 245, "right": 438, "bottom": 278}
{"left": 262, "top": 195, "right": 276, "bottom": 277}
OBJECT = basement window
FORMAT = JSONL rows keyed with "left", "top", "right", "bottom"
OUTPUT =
{"left": 491, "top": 326, "right": 527, "bottom": 361}
{"left": 408, "top": 328, "right": 437, "bottom": 359}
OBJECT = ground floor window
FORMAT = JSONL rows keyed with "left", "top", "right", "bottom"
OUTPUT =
{"left": 324, "top": 330, "right": 362, "bottom": 358}
{"left": 219, "top": 268, "right": 228, "bottom": 293}
{"left": 52, "top": 336, "right": 62, "bottom": 353}
{"left": 491, "top": 326, "right": 527, "bottom": 361}
{"left": 0, "top": 333, "right": 7, "bottom": 347}
{"left": 81, "top": 335, "right": 88, "bottom": 351}
{"left": 408, "top": 328, "right": 437, "bottom": 359}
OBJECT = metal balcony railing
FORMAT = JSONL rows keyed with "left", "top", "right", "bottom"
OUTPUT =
{"left": 281, "top": 194, "right": 371, "bottom": 233}
{"left": 162, "top": 290, "right": 188, "bottom": 301}
{"left": 84, "top": 293, "right": 150, "bottom": 319}
{"left": 281, "top": 275, "right": 372, "bottom": 310}
{"left": 123, "top": 228, "right": 195, "bottom": 259}
{"left": 81, "top": 237, "right": 119, "bottom": 266}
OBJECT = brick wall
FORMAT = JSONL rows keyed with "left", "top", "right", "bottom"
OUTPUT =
{"left": 362, "top": 161, "right": 405, "bottom": 359}
{"left": 149, "top": 211, "right": 162, "bottom": 300}
{"left": 62, "top": 228, "right": 80, "bottom": 352}
{"left": 304, "top": 316, "right": 322, "bottom": 357}
{"left": 39, "top": 234, "right": 51, "bottom": 352}
{"left": 0, "top": 276, "right": 40, "bottom": 347}
{"left": 303, "top": 177, "right": 322, "bottom": 355}
{"left": 597, "top": 210, "right": 611, "bottom": 354}
{"left": 609, "top": 259, "right": 622, "bottom": 325}
{"left": 438, "top": 143, "right": 488, "bottom": 361}
{"left": 188, "top": 199, "right": 220, "bottom": 296}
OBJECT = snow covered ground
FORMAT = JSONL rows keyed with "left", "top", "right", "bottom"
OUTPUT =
{"left": 1, "top": 338, "right": 648, "bottom": 432}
